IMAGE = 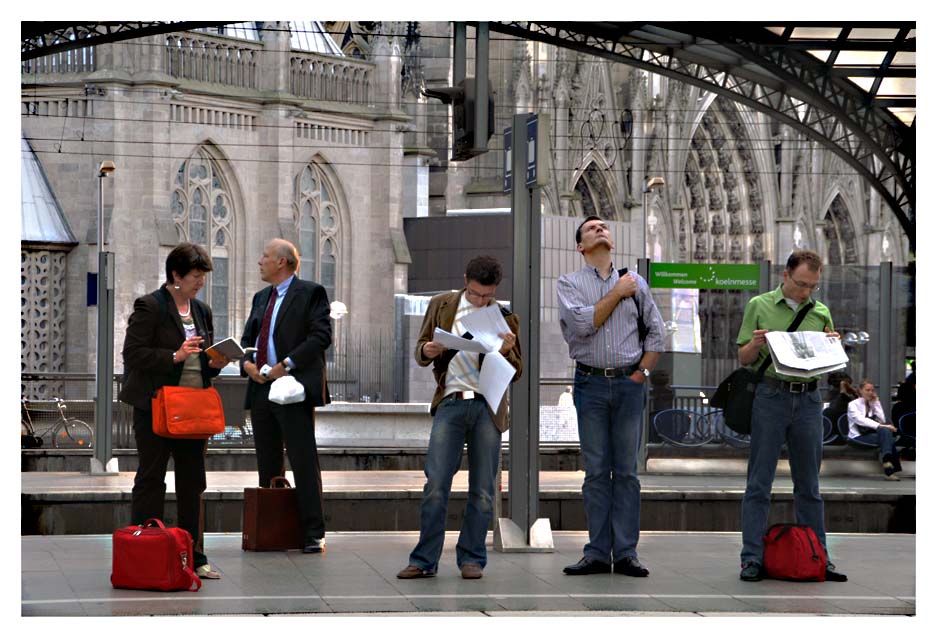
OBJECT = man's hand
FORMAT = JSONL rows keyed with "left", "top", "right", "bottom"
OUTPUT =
{"left": 750, "top": 329, "right": 769, "bottom": 348}
{"left": 824, "top": 327, "right": 841, "bottom": 340}
{"left": 422, "top": 341, "right": 446, "bottom": 359}
{"left": 265, "top": 362, "right": 289, "bottom": 381}
{"left": 243, "top": 361, "right": 268, "bottom": 384}
{"left": 498, "top": 332, "right": 517, "bottom": 355}
{"left": 613, "top": 273, "right": 637, "bottom": 300}
{"left": 629, "top": 371, "right": 646, "bottom": 384}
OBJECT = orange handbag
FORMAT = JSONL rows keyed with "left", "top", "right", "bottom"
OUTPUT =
{"left": 151, "top": 386, "right": 225, "bottom": 439}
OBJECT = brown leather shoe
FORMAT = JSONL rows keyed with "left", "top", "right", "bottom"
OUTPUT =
{"left": 397, "top": 565, "right": 434, "bottom": 579}
{"left": 461, "top": 563, "right": 483, "bottom": 579}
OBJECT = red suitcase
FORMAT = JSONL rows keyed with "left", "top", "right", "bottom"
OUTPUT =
{"left": 111, "top": 518, "right": 202, "bottom": 591}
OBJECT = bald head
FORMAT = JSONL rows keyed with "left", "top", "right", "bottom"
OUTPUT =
{"left": 259, "top": 238, "right": 301, "bottom": 284}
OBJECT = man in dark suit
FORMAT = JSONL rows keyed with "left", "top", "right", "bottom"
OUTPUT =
{"left": 240, "top": 238, "right": 332, "bottom": 553}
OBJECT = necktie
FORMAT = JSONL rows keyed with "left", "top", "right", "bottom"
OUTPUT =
{"left": 255, "top": 288, "right": 278, "bottom": 369}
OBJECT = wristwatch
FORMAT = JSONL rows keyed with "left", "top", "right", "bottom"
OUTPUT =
{"left": 639, "top": 367, "right": 651, "bottom": 379}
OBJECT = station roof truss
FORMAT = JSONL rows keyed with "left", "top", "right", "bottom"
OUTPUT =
{"left": 484, "top": 21, "right": 915, "bottom": 248}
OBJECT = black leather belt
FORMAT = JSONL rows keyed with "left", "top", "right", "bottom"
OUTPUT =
{"left": 576, "top": 362, "right": 639, "bottom": 378}
{"left": 445, "top": 391, "right": 483, "bottom": 401}
{"left": 761, "top": 376, "right": 818, "bottom": 394}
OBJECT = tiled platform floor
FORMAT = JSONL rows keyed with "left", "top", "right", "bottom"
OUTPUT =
{"left": 22, "top": 530, "right": 914, "bottom": 616}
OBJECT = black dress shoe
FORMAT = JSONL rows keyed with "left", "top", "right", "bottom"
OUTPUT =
{"left": 563, "top": 557, "right": 611, "bottom": 575}
{"left": 613, "top": 556, "right": 649, "bottom": 577}
{"left": 825, "top": 562, "right": 848, "bottom": 582}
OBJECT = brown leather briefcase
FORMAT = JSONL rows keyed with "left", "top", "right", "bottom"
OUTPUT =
{"left": 242, "top": 476, "right": 305, "bottom": 550}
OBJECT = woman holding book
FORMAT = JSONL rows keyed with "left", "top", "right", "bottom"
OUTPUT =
{"left": 847, "top": 379, "right": 902, "bottom": 480}
{"left": 118, "top": 242, "right": 230, "bottom": 579}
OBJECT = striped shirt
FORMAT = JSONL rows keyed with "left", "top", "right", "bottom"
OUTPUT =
{"left": 443, "top": 293, "right": 482, "bottom": 395}
{"left": 557, "top": 264, "right": 665, "bottom": 368}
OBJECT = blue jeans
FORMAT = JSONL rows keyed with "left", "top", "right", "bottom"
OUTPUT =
{"left": 852, "top": 427, "right": 902, "bottom": 469}
{"left": 573, "top": 370, "right": 646, "bottom": 562}
{"left": 408, "top": 396, "right": 502, "bottom": 572}
{"left": 741, "top": 382, "right": 828, "bottom": 565}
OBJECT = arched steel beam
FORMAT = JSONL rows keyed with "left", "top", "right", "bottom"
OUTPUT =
{"left": 22, "top": 22, "right": 231, "bottom": 61}
{"left": 484, "top": 21, "right": 914, "bottom": 249}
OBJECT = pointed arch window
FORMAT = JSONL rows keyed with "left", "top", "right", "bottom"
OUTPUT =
{"left": 171, "top": 149, "right": 235, "bottom": 339}
{"left": 294, "top": 162, "right": 341, "bottom": 304}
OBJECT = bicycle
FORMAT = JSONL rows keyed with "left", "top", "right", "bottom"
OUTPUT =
{"left": 21, "top": 396, "right": 43, "bottom": 448}
{"left": 24, "top": 396, "right": 95, "bottom": 449}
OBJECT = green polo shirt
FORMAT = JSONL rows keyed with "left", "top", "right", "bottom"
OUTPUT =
{"left": 736, "top": 285, "right": 835, "bottom": 382}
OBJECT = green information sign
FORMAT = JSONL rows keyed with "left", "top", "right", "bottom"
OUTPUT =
{"left": 649, "top": 262, "right": 760, "bottom": 290}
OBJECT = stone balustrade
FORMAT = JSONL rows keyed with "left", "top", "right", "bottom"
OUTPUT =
{"left": 289, "top": 51, "right": 374, "bottom": 105}
{"left": 163, "top": 33, "right": 261, "bottom": 89}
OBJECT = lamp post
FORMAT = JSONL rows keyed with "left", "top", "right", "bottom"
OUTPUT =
{"left": 92, "top": 160, "right": 117, "bottom": 475}
{"left": 642, "top": 176, "right": 665, "bottom": 260}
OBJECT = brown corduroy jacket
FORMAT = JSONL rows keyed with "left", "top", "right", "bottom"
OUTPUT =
{"left": 414, "top": 289, "right": 523, "bottom": 432}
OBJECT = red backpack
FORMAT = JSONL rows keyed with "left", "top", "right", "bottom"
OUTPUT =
{"left": 763, "top": 523, "right": 827, "bottom": 581}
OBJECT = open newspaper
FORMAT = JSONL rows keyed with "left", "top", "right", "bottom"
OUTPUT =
{"left": 764, "top": 331, "right": 848, "bottom": 378}
{"left": 432, "top": 303, "right": 516, "bottom": 413}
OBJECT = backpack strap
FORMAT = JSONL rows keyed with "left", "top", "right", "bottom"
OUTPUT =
{"left": 618, "top": 268, "right": 648, "bottom": 345}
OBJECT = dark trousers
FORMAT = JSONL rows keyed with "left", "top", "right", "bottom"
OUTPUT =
{"left": 250, "top": 383, "right": 325, "bottom": 539}
{"left": 131, "top": 407, "right": 209, "bottom": 567}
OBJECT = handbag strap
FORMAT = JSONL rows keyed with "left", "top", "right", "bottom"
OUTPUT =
{"left": 755, "top": 300, "right": 816, "bottom": 378}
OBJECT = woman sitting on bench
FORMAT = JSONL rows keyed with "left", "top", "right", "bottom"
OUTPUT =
{"left": 847, "top": 379, "right": 902, "bottom": 481}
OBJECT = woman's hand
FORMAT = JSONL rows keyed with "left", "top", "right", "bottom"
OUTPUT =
{"left": 172, "top": 336, "right": 204, "bottom": 363}
{"left": 499, "top": 332, "right": 517, "bottom": 355}
{"left": 207, "top": 354, "right": 230, "bottom": 369}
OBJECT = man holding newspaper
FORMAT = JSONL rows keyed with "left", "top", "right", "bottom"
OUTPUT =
{"left": 736, "top": 250, "right": 848, "bottom": 583}
{"left": 396, "top": 255, "right": 522, "bottom": 580}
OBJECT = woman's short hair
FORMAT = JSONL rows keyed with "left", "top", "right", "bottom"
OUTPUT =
{"left": 166, "top": 242, "right": 213, "bottom": 283}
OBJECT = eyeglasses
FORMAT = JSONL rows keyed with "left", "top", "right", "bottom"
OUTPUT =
{"left": 465, "top": 287, "right": 497, "bottom": 301}
{"left": 789, "top": 276, "right": 820, "bottom": 292}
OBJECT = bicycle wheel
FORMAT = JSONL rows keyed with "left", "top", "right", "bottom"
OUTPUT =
{"left": 52, "top": 419, "right": 94, "bottom": 449}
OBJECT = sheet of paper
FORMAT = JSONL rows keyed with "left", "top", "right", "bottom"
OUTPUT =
{"left": 460, "top": 304, "right": 511, "bottom": 353}
{"left": 478, "top": 350, "right": 516, "bottom": 413}
{"left": 433, "top": 327, "right": 488, "bottom": 354}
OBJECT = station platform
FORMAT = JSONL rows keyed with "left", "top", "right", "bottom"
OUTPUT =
{"left": 22, "top": 530, "right": 915, "bottom": 616}
{"left": 22, "top": 471, "right": 915, "bottom": 536}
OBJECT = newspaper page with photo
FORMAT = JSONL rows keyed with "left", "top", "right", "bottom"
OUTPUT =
{"left": 764, "top": 331, "right": 848, "bottom": 378}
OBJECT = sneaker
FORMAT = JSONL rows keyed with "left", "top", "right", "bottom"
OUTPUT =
{"left": 397, "top": 564, "right": 435, "bottom": 579}
{"left": 883, "top": 461, "right": 895, "bottom": 471}
{"left": 302, "top": 537, "right": 325, "bottom": 554}
{"left": 740, "top": 561, "right": 764, "bottom": 582}
{"left": 884, "top": 473, "right": 901, "bottom": 481}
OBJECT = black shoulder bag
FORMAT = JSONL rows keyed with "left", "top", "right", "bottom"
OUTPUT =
{"left": 618, "top": 268, "right": 648, "bottom": 344}
{"left": 710, "top": 300, "right": 815, "bottom": 434}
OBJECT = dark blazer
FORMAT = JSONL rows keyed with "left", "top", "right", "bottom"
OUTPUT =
{"left": 118, "top": 285, "right": 220, "bottom": 410}
{"left": 240, "top": 276, "right": 332, "bottom": 409}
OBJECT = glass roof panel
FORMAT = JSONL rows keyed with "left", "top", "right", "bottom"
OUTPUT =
{"left": 807, "top": 49, "right": 832, "bottom": 62}
{"left": 892, "top": 51, "right": 916, "bottom": 66}
{"left": 765, "top": 26, "right": 785, "bottom": 37}
{"left": 876, "top": 77, "right": 916, "bottom": 96}
{"left": 290, "top": 21, "right": 343, "bottom": 56}
{"left": 790, "top": 27, "right": 842, "bottom": 39}
{"left": 833, "top": 50, "right": 888, "bottom": 66}
{"left": 848, "top": 28, "right": 900, "bottom": 40}
{"left": 849, "top": 77, "right": 876, "bottom": 91}
{"left": 888, "top": 107, "right": 915, "bottom": 126}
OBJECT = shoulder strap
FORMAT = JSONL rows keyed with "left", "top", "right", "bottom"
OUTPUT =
{"left": 618, "top": 268, "right": 648, "bottom": 344}
{"left": 756, "top": 300, "right": 816, "bottom": 376}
